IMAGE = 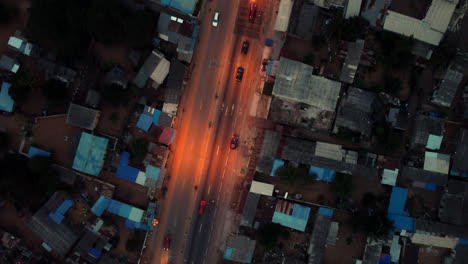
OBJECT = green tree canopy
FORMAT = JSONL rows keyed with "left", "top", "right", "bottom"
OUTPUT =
{"left": 376, "top": 31, "right": 414, "bottom": 69}
{"left": 349, "top": 211, "right": 394, "bottom": 241}
{"left": 0, "top": 3, "right": 18, "bottom": 24}
{"left": 329, "top": 173, "right": 353, "bottom": 200}
{"left": 275, "top": 166, "right": 315, "bottom": 185}
{"left": 41, "top": 79, "right": 69, "bottom": 103}
{"left": 258, "top": 223, "right": 290, "bottom": 249}
{"left": 101, "top": 83, "right": 131, "bottom": 106}
{"left": 0, "top": 131, "right": 9, "bottom": 152}
{"left": 130, "top": 138, "right": 149, "bottom": 159}
{"left": 8, "top": 71, "right": 40, "bottom": 102}
{"left": 326, "top": 13, "right": 369, "bottom": 41}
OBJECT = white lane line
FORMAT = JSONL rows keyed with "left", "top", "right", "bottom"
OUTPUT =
{"left": 208, "top": 185, "right": 211, "bottom": 195}
{"left": 216, "top": 145, "right": 220, "bottom": 155}
{"left": 218, "top": 183, "right": 222, "bottom": 193}
{"left": 222, "top": 168, "right": 226, "bottom": 179}
{"left": 199, "top": 224, "right": 203, "bottom": 233}
{"left": 225, "top": 107, "right": 228, "bottom": 116}
{"left": 231, "top": 104, "right": 235, "bottom": 116}
{"left": 225, "top": 158, "right": 228, "bottom": 166}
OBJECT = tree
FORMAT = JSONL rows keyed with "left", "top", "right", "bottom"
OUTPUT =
{"left": 101, "top": 84, "right": 131, "bottom": 106}
{"left": 41, "top": 79, "right": 69, "bottom": 103}
{"left": 361, "top": 192, "right": 377, "bottom": 207}
{"left": 275, "top": 166, "right": 315, "bottom": 185}
{"left": 9, "top": 71, "right": 40, "bottom": 102}
{"left": 376, "top": 31, "right": 414, "bottom": 69}
{"left": 0, "top": 131, "right": 9, "bottom": 152}
{"left": 130, "top": 138, "right": 148, "bottom": 159}
{"left": 329, "top": 173, "right": 353, "bottom": 200}
{"left": 374, "top": 122, "right": 401, "bottom": 151}
{"left": 326, "top": 12, "right": 369, "bottom": 41}
{"left": 125, "top": 238, "right": 139, "bottom": 252}
{"left": 349, "top": 211, "right": 394, "bottom": 241}
{"left": 0, "top": 3, "right": 18, "bottom": 24}
{"left": 303, "top": 54, "right": 315, "bottom": 66}
{"left": 258, "top": 223, "right": 290, "bottom": 249}
{"left": 27, "top": 155, "right": 51, "bottom": 174}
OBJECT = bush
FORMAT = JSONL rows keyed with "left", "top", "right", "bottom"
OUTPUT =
{"left": 329, "top": 173, "right": 353, "bottom": 200}
{"left": 9, "top": 71, "right": 40, "bottom": 102}
{"left": 125, "top": 238, "right": 139, "bottom": 252}
{"left": 0, "top": 3, "right": 18, "bottom": 23}
{"left": 41, "top": 79, "right": 69, "bottom": 103}
{"left": 130, "top": 138, "right": 149, "bottom": 159}
{"left": 263, "top": 82, "right": 273, "bottom": 96}
{"left": 0, "top": 131, "right": 9, "bottom": 152}
{"left": 275, "top": 166, "right": 315, "bottom": 185}
{"left": 258, "top": 223, "right": 289, "bottom": 249}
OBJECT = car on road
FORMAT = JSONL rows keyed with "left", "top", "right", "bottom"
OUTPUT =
{"left": 230, "top": 135, "right": 239, "bottom": 149}
{"left": 249, "top": 4, "right": 257, "bottom": 22}
{"left": 199, "top": 200, "right": 206, "bottom": 215}
{"left": 212, "top": 12, "right": 219, "bottom": 27}
{"left": 163, "top": 235, "right": 171, "bottom": 251}
{"left": 241, "top": 40, "right": 249, "bottom": 54}
{"left": 260, "top": 59, "right": 268, "bottom": 71}
{"left": 235, "top": 67, "right": 244, "bottom": 81}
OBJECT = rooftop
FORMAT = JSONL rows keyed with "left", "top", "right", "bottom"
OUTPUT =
{"left": 401, "top": 166, "right": 448, "bottom": 186}
{"left": 134, "top": 50, "right": 170, "bottom": 88}
{"left": 27, "top": 192, "right": 80, "bottom": 257}
{"left": 0, "top": 82, "right": 14, "bottom": 112}
{"left": 334, "top": 87, "right": 376, "bottom": 136}
{"left": 452, "top": 129, "right": 468, "bottom": 175}
{"left": 281, "top": 137, "right": 316, "bottom": 164}
{"left": 431, "top": 61, "right": 464, "bottom": 107}
{"left": 272, "top": 200, "right": 311, "bottom": 232}
{"left": 361, "top": 0, "right": 390, "bottom": 27}
{"left": 439, "top": 179, "right": 468, "bottom": 225}
{"left": 345, "top": 0, "right": 363, "bottom": 19}
{"left": 308, "top": 209, "right": 333, "bottom": 264}
{"left": 165, "top": 59, "right": 185, "bottom": 104}
{"left": 415, "top": 219, "right": 468, "bottom": 239}
{"left": 273, "top": 57, "right": 341, "bottom": 112}
{"left": 339, "top": 40, "right": 365, "bottom": 84}
{"left": 66, "top": 103, "right": 100, "bottom": 130}
{"left": 0, "top": 55, "right": 20, "bottom": 73}
{"left": 411, "top": 114, "right": 445, "bottom": 152}
{"left": 160, "top": 0, "right": 197, "bottom": 15}
{"left": 423, "top": 151, "right": 450, "bottom": 174}
{"left": 223, "top": 235, "right": 256, "bottom": 264}
{"left": 288, "top": 1, "right": 319, "bottom": 40}
{"left": 240, "top": 192, "right": 260, "bottom": 228}
{"left": 249, "top": 181, "right": 274, "bottom": 196}
{"left": 387, "top": 187, "right": 414, "bottom": 231}
{"left": 256, "top": 130, "right": 281, "bottom": 174}
{"left": 72, "top": 132, "right": 109, "bottom": 176}
{"left": 274, "top": 0, "right": 294, "bottom": 32}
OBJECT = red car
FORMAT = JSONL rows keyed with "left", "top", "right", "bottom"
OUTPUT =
{"left": 230, "top": 135, "right": 239, "bottom": 149}
{"left": 199, "top": 200, "right": 207, "bottom": 215}
{"left": 163, "top": 235, "right": 171, "bottom": 251}
{"left": 249, "top": 4, "right": 257, "bottom": 22}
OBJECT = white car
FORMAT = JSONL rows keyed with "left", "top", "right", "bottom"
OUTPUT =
{"left": 212, "top": 12, "right": 219, "bottom": 27}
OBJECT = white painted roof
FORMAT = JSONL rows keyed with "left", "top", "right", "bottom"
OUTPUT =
{"left": 250, "top": 181, "right": 274, "bottom": 196}
{"left": 345, "top": 0, "right": 363, "bottom": 19}
{"left": 274, "top": 0, "right": 294, "bottom": 32}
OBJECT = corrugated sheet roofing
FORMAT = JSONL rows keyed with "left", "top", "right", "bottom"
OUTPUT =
{"left": 160, "top": 0, "right": 197, "bottom": 14}
{"left": 250, "top": 181, "right": 274, "bottom": 196}
{"left": 72, "top": 132, "right": 108, "bottom": 176}
{"left": 136, "top": 113, "right": 153, "bottom": 132}
{"left": 387, "top": 187, "right": 414, "bottom": 231}
{"left": 27, "top": 147, "right": 51, "bottom": 159}
{"left": 272, "top": 202, "right": 311, "bottom": 231}
{"left": 309, "top": 166, "right": 336, "bottom": 182}
{"left": 91, "top": 196, "right": 111, "bottom": 217}
{"left": 0, "top": 55, "right": 19, "bottom": 73}
{"left": 0, "top": 82, "right": 14, "bottom": 112}
{"left": 345, "top": 0, "right": 363, "bottom": 19}
{"left": 424, "top": 151, "right": 450, "bottom": 174}
{"left": 274, "top": 0, "right": 294, "bottom": 32}
{"left": 427, "top": 134, "right": 443, "bottom": 150}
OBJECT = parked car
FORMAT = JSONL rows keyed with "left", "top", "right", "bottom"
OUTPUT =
{"left": 235, "top": 67, "right": 244, "bottom": 81}
{"left": 249, "top": 4, "right": 257, "bottom": 22}
{"left": 199, "top": 200, "right": 207, "bottom": 215}
{"left": 230, "top": 135, "right": 239, "bottom": 149}
{"left": 241, "top": 40, "right": 249, "bottom": 54}
{"left": 212, "top": 12, "right": 219, "bottom": 27}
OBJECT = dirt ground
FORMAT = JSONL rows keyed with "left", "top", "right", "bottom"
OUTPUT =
{"left": 417, "top": 245, "right": 451, "bottom": 264}
{"left": 390, "top": 0, "right": 430, "bottom": 20}
{"left": 398, "top": 178, "right": 442, "bottom": 219}
{"left": 0, "top": 113, "right": 26, "bottom": 152}
{"left": 31, "top": 114, "right": 82, "bottom": 168}
{"left": 0, "top": 203, "right": 43, "bottom": 253}
{"left": 109, "top": 216, "right": 144, "bottom": 264}
{"left": 323, "top": 211, "right": 367, "bottom": 264}
{"left": 0, "top": 0, "right": 30, "bottom": 55}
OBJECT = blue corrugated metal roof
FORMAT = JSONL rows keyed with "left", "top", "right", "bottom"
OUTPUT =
{"left": 57, "top": 200, "right": 73, "bottom": 214}
{"left": 27, "top": 147, "right": 51, "bottom": 158}
{"left": 387, "top": 214, "right": 414, "bottom": 231}
{"left": 224, "top": 247, "right": 233, "bottom": 260}
{"left": 450, "top": 169, "right": 468, "bottom": 177}
{"left": 309, "top": 166, "right": 336, "bottom": 182}
{"left": 125, "top": 219, "right": 149, "bottom": 230}
{"left": 146, "top": 165, "right": 160, "bottom": 180}
{"left": 48, "top": 212, "right": 64, "bottom": 224}
{"left": 272, "top": 203, "right": 311, "bottom": 232}
{"left": 88, "top": 248, "right": 102, "bottom": 259}
{"left": 90, "top": 196, "right": 111, "bottom": 217}
{"left": 424, "top": 183, "right": 436, "bottom": 191}
{"left": 153, "top": 109, "right": 161, "bottom": 125}
{"left": 388, "top": 187, "right": 409, "bottom": 216}
{"left": 136, "top": 113, "right": 153, "bottom": 132}
{"left": 72, "top": 133, "right": 108, "bottom": 176}
{"left": 379, "top": 255, "right": 392, "bottom": 264}
{"left": 459, "top": 239, "right": 468, "bottom": 245}
{"left": 0, "top": 82, "right": 14, "bottom": 112}
{"left": 318, "top": 207, "right": 334, "bottom": 217}
{"left": 270, "top": 159, "right": 284, "bottom": 176}
{"left": 116, "top": 151, "right": 139, "bottom": 182}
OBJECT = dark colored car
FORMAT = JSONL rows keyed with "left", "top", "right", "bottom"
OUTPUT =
{"left": 249, "top": 4, "right": 257, "bottom": 22}
{"left": 235, "top": 67, "right": 244, "bottom": 81}
{"left": 163, "top": 235, "right": 171, "bottom": 251}
{"left": 260, "top": 59, "right": 268, "bottom": 71}
{"left": 230, "top": 135, "right": 239, "bottom": 149}
{"left": 199, "top": 200, "right": 207, "bottom": 215}
{"left": 241, "top": 40, "right": 249, "bottom": 54}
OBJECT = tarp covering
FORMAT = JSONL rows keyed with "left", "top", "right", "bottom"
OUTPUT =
{"left": 318, "top": 207, "right": 333, "bottom": 217}
{"left": 27, "top": 147, "right": 51, "bottom": 159}
{"left": 270, "top": 159, "right": 284, "bottom": 176}
{"left": 146, "top": 165, "right": 160, "bottom": 180}
{"left": 152, "top": 109, "right": 161, "bottom": 125}
{"left": 136, "top": 113, "right": 153, "bottom": 132}
{"left": 72, "top": 133, "right": 108, "bottom": 176}
{"left": 116, "top": 152, "right": 139, "bottom": 182}
{"left": 91, "top": 196, "right": 111, "bottom": 217}
{"left": 224, "top": 247, "right": 233, "bottom": 260}
{"left": 387, "top": 187, "right": 414, "bottom": 231}
{"left": 88, "top": 248, "right": 102, "bottom": 259}
{"left": 309, "top": 165, "right": 336, "bottom": 182}
{"left": 0, "top": 82, "right": 14, "bottom": 112}
{"left": 424, "top": 183, "right": 436, "bottom": 191}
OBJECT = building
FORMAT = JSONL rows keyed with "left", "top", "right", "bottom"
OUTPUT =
{"left": 67, "top": 230, "right": 110, "bottom": 263}
{"left": 240, "top": 192, "right": 261, "bottom": 228}
{"left": 312, "top": 0, "right": 346, "bottom": 9}
{"left": 159, "top": 0, "right": 197, "bottom": 15}
{"left": 361, "top": 0, "right": 391, "bottom": 27}
{"left": 439, "top": 179, "right": 468, "bottom": 225}
{"left": 27, "top": 192, "right": 80, "bottom": 258}
{"left": 256, "top": 130, "right": 282, "bottom": 174}
{"left": 308, "top": 207, "right": 335, "bottom": 264}
{"left": 377, "top": 155, "right": 401, "bottom": 186}
{"left": 0, "top": 55, "right": 20, "bottom": 73}
{"left": 333, "top": 86, "right": 376, "bottom": 136}
{"left": 412, "top": 219, "right": 468, "bottom": 248}
{"left": 249, "top": 181, "right": 274, "bottom": 196}
{"left": 386, "top": 106, "right": 409, "bottom": 131}
{"left": 274, "top": 0, "right": 294, "bottom": 32}
{"left": 423, "top": 151, "right": 450, "bottom": 174}
{"left": 270, "top": 57, "right": 341, "bottom": 131}
{"left": 339, "top": 40, "right": 365, "bottom": 84}
{"left": 401, "top": 166, "right": 448, "bottom": 190}
{"left": 115, "top": 151, "right": 162, "bottom": 190}
{"left": 157, "top": 12, "right": 199, "bottom": 63}
{"left": 387, "top": 187, "right": 415, "bottom": 232}
{"left": 451, "top": 129, "right": 468, "bottom": 177}
{"left": 288, "top": 1, "right": 320, "bottom": 40}
{"left": 85, "top": 89, "right": 101, "bottom": 108}
{"left": 133, "top": 50, "right": 170, "bottom": 89}
{"left": 104, "top": 66, "right": 127, "bottom": 88}
{"left": 223, "top": 235, "right": 256, "bottom": 264}
{"left": 165, "top": 59, "right": 185, "bottom": 106}
{"left": 383, "top": 0, "right": 459, "bottom": 46}
{"left": 66, "top": 103, "right": 100, "bottom": 130}
{"left": 345, "top": 0, "right": 363, "bottom": 19}
{"left": 411, "top": 114, "right": 445, "bottom": 152}
{"left": 7, "top": 35, "right": 35, "bottom": 56}
{"left": 272, "top": 200, "right": 311, "bottom": 232}
{"left": 431, "top": 60, "right": 464, "bottom": 107}
{"left": 72, "top": 132, "right": 109, "bottom": 176}
{"left": 362, "top": 242, "right": 383, "bottom": 264}
{"left": 0, "top": 82, "right": 14, "bottom": 113}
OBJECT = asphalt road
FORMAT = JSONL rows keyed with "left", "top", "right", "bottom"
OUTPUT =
{"left": 147, "top": 0, "right": 272, "bottom": 263}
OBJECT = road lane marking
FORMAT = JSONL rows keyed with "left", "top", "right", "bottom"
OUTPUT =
{"left": 216, "top": 145, "right": 220, "bottom": 155}
{"left": 225, "top": 108, "right": 228, "bottom": 116}
{"left": 218, "top": 184, "right": 222, "bottom": 192}
{"left": 222, "top": 169, "right": 226, "bottom": 179}
{"left": 231, "top": 104, "right": 235, "bottom": 116}
{"left": 225, "top": 158, "right": 228, "bottom": 166}
{"left": 199, "top": 224, "right": 203, "bottom": 233}
{"left": 208, "top": 185, "right": 211, "bottom": 195}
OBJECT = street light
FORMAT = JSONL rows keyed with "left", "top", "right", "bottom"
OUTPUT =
{"left": 152, "top": 219, "right": 159, "bottom": 226}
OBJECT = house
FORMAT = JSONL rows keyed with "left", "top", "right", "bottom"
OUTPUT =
{"left": 249, "top": 181, "right": 274, "bottom": 196}
{"left": 288, "top": 1, "right": 320, "bottom": 40}
{"left": 157, "top": 12, "right": 199, "bottom": 63}
{"left": 361, "top": 0, "right": 391, "bottom": 27}
{"left": 401, "top": 166, "right": 448, "bottom": 191}
{"left": 240, "top": 192, "right": 261, "bottom": 228}
{"left": 387, "top": 187, "right": 415, "bottom": 232}
{"left": 36, "top": 59, "right": 77, "bottom": 83}
{"left": 134, "top": 50, "right": 170, "bottom": 89}
{"left": 431, "top": 60, "right": 464, "bottom": 107}
{"left": 269, "top": 57, "right": 341, "bottom": 131}
{"left": 27, "top": 192, "right": 80, "bottom": 258}
{"left": 115, "top": 151, "right": 162, "bottom": 190}
{"left": 165, "top": 59, "right": 186, "bottom": 106}
{"left": 274, "top": 0, "right": 294, "bottom": 32}
{"left": 312, "top": 0, "right": 346, "bottom": 9}
{"left": 361, "top": 241, "right": 383, "bottom": 264}
{"left": 451, "top": 129, "right": 468, "bottom": 177}
{"left": 344, "top": 0, "right": 363, "bottom": 19}
{"left": 333, "top": 86, "right": 376, "bottom": 136}
{"left": 339, "top": 40, "right": 365, "bottom": 84}
{"left": 308, "top": 208, "right": 335, "bottom": 264}
{"left": 423, "top": 151, "right": 450, "bottom": 174}
{"left": 272, "top": 200, "right": 311, "bottom": 232}
{"left": 158, "top": 0, "right": 197, "bottom": 15}
{"left": 377, "top": 155, "right": 401, "bottom": 186}
{"left": 67, "top": 230, "right": 109, "bottom": 263}
{"left": 0, "top": 55, "right": 20, "bottom": 73}
{"left": 383, "top": 0, "right": 459, "bottom": 46}
{"left": 386, "top": 106, "right": 409, "bottom": 131}
{"left": 439, "top": 179, "right": 468, "bottom": 225}
{"left": 411, "top": 114, "right": 445, "bottom": 152}
{"left": 256, "top": 130, "right": 282, "bottom": 174}
{"left": 7, "top": 35, "right": 35, "bottom": 56}
{"left": 0, "top": 82, "right": 14, "bottom": 113}
{"left": 223, "top": 235, "right": 256, "bottom": 264}
{"left": 66, "top": 103, "right": 100, "bottom": 130}
{"left": 72, "top": 132, "right": 109, "bottom": 176}
{"left": 412, "top": 219, "right": 468, "bottom": 248}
